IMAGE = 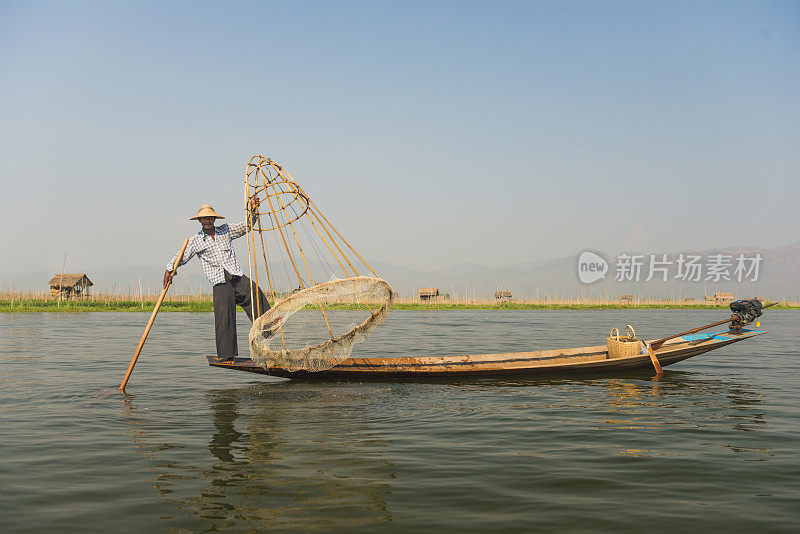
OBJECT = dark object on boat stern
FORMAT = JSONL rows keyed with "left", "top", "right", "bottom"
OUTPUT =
{"left": 730, "top": 298, "right": 763, "bottom": 327}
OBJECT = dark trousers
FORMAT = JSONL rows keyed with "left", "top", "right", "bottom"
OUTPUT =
{"left": 212, "top": 270, "right": 270, "bottom": 360}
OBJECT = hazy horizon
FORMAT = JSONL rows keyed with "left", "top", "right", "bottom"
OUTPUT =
{"left": 1, "top": 238, "right": 797, "bottom": 279}
{"left": 2, "top": 1, "right": 798, "bottom": 276}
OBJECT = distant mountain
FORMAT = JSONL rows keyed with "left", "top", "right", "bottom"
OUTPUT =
{"left": 3, "top": 242, "right": 798, "bottom": 300}
{"left": 373, "top": 242, "right": 800, "bottom": 300}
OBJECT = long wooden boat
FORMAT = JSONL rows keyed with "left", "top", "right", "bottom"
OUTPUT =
{"left": 208, "top": 328, "right": 764, "bottom": 379}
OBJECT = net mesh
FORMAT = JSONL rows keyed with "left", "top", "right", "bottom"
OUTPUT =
{"left": 249, "top": 277, "right": 393, "bottom": 372}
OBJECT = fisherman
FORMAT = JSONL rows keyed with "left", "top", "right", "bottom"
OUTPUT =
{"left": 164, "top": 200, "right": 270, "bottom": 362}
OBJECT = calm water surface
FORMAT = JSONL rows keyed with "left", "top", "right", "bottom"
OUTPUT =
{"left": 1, "top": 310, "right": 799, "bottom": 532}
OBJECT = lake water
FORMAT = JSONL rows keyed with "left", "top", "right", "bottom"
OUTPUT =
{"left": 1, "top": 310, "right": 798, "bottom": 532}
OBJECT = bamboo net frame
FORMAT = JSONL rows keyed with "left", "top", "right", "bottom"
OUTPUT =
{"left": 243, "top": 155, "right": 393, "bottom": 371}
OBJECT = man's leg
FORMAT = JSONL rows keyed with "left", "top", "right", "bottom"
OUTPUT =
{"left": 233, "top": 274, "right": 270, "bottom": 321}
{"left": 212, "top": 274, "right": 238, "bottom": 360}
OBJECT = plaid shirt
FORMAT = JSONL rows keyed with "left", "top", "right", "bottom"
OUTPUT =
{"left": 166, "top": 222, "right": 249, "bottom": 285}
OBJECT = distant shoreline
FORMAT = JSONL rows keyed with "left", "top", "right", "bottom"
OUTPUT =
{"left": 1, "top": 299, "right": 797, "bottom": 313}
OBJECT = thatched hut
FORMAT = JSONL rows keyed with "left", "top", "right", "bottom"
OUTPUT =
{"left": 419, "top": 288, "right": 439, "bottom": 300}
{"left": 48, "top": 273, "right": 93, "bottom": 299}
{"left": 495, "top": 290, "right": 512, "bottom": 302}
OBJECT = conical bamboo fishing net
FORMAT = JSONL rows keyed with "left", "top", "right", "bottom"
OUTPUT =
{"left": 244, "top": 156, "right": 394, "bottom": 372}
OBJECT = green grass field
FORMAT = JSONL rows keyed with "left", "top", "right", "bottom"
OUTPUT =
{"left": 0, "top": 299, "right": 211, "bottom": 313}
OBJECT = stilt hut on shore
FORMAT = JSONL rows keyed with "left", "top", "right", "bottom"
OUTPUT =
{"left": 48, "top": 273, "right": 93, "bottom": 299}
{"left": 419, "top": 288, "right": 439, "bottom": 300}
{"left": 494, "top": 290, "right": 512, "bottom": 302}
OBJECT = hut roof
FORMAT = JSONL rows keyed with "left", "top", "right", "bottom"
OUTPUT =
{"left": 419, "top": 287, "right": 439, "bottom": 296}
{"left": 495, "top": 290, "right": 512, "bottom": 298}
{"left": 48, "top": 273, "right": 93, "bottom": 288}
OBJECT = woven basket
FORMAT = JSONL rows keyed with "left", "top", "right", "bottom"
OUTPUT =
{"left": 607, "top": 325, "right": 641, "bottom": 358}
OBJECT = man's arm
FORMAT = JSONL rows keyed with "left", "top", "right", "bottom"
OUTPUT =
{"left": 163, "top": 238, "right": 197, "bottom": 288}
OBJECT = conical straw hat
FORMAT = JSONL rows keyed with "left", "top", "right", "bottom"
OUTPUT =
{"left": 190, "top": 204, "right": 225, "bottom": 220}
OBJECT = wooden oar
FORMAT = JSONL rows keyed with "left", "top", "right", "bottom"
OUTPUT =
{"left": 119, "top": 238, "right": 189, "bottom": 392}
{"left": 644, "top": 342, "right": 663, "bottom": 375}
{"left": 649, "top": 317, "right": 733, "bottom": 351}
{"left": 649, "top": 302, "right": 778, "bottom": 351}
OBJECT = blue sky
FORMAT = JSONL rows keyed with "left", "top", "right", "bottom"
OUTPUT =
{"left": 1, "top": 0, "right": 798, "bottom": 276}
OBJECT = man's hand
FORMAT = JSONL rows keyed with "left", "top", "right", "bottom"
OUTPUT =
{"left": 163, "top": 270, "right": 174, "bottom": 289}
{"left": 248, "top": 195, "right": 260, "bottom": 229}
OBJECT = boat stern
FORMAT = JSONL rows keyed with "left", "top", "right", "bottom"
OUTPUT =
{"left": 659, "top": 328, "right": 765, "bottom": 347}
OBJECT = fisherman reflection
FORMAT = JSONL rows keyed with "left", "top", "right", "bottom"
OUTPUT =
{"left": 207, "top": 390, "right": 243, "bottom": 464}
{"left": 185, "top": 384, "right": 394, "bottom": 530}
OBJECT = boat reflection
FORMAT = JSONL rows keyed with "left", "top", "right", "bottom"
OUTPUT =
{"left": 399, "top": 371, "right": 767, "bottom": 434}
{"left": 119, "top": 370, "right": 768, "bottom": 528}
